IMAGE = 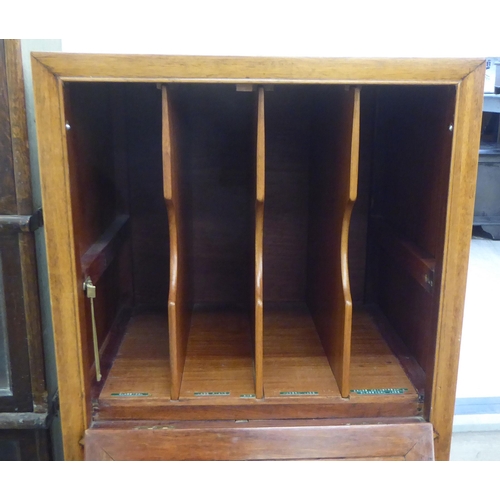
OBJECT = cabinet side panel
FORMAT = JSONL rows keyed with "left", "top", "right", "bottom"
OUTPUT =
{"left": 32, "top": 57, "right": 87, "bottom": 460}
{"left": 370, "top": 86, "right": 456, "bottom": 378}
{"left": 64, "top": 83, "right": 132, "bottom": 380}
{"left": 307, "top": 87, "right": 360, "bottom": 397}
{"left": 373, "top": 86, "right": 456, "bottom": 258}
{"left": 431, "top": 65, "right": 485, "bottom": 461}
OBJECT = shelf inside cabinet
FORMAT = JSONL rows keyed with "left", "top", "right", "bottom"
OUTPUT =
{"left": 97, "top": 305, "right": 418, "bottom": 416}
{"left": 100, "top": 314, "right": 170, "bottom": 399}
{"left": 263, "top": 302, "right": 341, "bottom": 398}
{"left": 178, "top": 304, "right": 255, "bottom": 400}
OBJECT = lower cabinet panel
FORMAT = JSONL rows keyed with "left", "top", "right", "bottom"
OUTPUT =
{"left": 84, "top": 419, "right": 434, "bottom": 461}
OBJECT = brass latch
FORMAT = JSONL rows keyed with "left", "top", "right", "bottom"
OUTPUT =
{"left": 83, "top": 277, "right": 102, "bottom": 382}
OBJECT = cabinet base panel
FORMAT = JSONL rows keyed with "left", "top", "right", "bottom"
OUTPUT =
{"left": 179, "top": 304, "right": 255, "bottom": 400}
{"left": 85, "top": 418, "right": 433, "bottom": 461}
{"left": 96, "top": 305, "right": 420, "bottom": 420}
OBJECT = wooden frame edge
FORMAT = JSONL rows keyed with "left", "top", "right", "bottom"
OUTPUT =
{"left": 31, "top": 53, "right": 481, "bottom": 84}
{"left": 430, "top": 61, "right": 486, "bottom": 461}
{"left": 31, "top": 54, "right": 89, "bottom": 460}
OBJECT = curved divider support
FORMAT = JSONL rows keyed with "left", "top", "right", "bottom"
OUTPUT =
{"left": 306, "top": 86, "right": 360, "bottom": 398}
{"left": 162, "top": 85, "right": 191, "bottom": 400}
{"left": 254, "top": 87, "right": 265, "bottom": 399}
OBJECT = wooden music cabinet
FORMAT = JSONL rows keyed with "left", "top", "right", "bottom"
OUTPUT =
{"left": 31, "top": 54, "right": 485, "bottom": 461}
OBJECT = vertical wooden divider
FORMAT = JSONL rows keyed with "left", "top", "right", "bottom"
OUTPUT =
{"left": 307, "top": 86, "right": 360, "bottom": 398}
{"left": 162, "top": 85, "right": 191, "bottom": 400}
{"left": 254, "top": 87, "right": 265, "bottom": 399}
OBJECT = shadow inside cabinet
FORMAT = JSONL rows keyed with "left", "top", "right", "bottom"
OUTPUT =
{"left": 62, "top": 82, "right": 455, "bottom": 423}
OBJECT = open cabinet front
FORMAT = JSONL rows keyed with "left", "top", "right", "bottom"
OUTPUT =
{"left": 32, "top": 55, "right": 485, "bottom": 460}
{"left": 60, "top": 80, "right": 424, "bottom": 419}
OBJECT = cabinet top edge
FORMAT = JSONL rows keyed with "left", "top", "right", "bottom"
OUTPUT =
{"left": 30, "top": 53, "right": 485, "bottom": 84}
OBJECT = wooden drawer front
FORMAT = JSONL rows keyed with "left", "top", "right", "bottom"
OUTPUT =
{"left": 85, "top": 421, "right": 434, "bottom": 461}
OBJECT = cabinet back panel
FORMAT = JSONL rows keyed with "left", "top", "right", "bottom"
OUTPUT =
{"left": 264, "top": 85, "right": 366, "bottom": 308}
{"left": 172, "top": 85, "right": 254, "bottom": 305}
{"left": 264, "top": 86, "right": 313, "bottom": 302}
{"left": 124, "top": 84, "right": 168, "bottom": 310}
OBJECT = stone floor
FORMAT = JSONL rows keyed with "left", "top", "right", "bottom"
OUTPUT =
{"left": 450, "top": 237, "right": 500, "bottom": 461}
{"left": 450, "top": 431, "right": 500, "bottom": 460}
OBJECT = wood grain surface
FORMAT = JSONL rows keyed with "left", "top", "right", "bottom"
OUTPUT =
{"left": 178, "top": 305, "right": 255, "bottom": 400}
{"left": 162, "top": 85, "right": 191, "bottom": 399}
{"left": 3, "top": 39, "right": 46, "bottom": 412}
{"left": 100, "top": 314, "right": 170, "bottom": 399}
{"left": 31, "top": 54, "right": 485, "bottom": 461}
{"left": 0, "top": 40, "right": 16, "bottom": 215}
{"left": 85, "top": 419, "right": 433, "bottom": 461}
{"left": 254, "top": 87, "right": 265, "bottom": 399}
{"left": 429, "top": 62, "right": 486, "bottom": 460}
{"left": 96, "top": 307, "right": 418, "bottom": 420}
{"left": 32, "top": 56, "right": 89, "bottom": 461}
{"left": 307, "top": 86, "right": 360, "bottom": 397}
{"left": 33, "top": 53, "right": 481, "bottom": 84}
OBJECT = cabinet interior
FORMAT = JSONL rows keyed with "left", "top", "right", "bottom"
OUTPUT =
{"left": 63, "top": 81, "right": 456, "bottom": 420}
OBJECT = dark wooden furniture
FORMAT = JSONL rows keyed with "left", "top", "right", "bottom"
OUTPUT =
{"left": 31, "top": 54, "right": 485, "bottom": 461}
{"left": 0, "top": 39, "right": 49, "bottom": 460}
{"left": 473, "top": 105, "right": 500, "bottom": 238}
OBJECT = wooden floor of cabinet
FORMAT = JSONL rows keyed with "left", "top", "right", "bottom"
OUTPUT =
{"left": 95, "top": 304, "right": 421, "bottom": 421}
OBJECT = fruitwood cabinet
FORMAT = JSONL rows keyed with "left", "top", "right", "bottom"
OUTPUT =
{"left": 31, "top": 54, "right": 485, "bottom": 461}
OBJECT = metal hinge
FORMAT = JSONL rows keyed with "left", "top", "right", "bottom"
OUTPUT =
{"left": 83, "top": 277, "right": 102, "bottom": 382}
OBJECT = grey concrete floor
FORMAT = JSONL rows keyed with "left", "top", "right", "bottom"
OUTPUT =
{"left": 449, "top": 238, "right": 500, "bottom": 461}
{"left": 450, "top": 431, "right": 500, "bottom": 460}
